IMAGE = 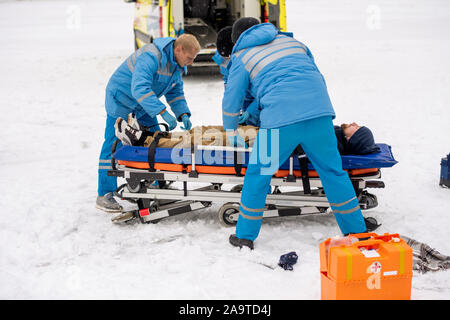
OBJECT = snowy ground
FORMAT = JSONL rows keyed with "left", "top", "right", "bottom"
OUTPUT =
{"left": 0, "top": 0, "right": 449, "bottom": 299}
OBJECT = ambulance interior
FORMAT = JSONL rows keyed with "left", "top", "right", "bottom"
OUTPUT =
{"left": 173, "top": 0, "right": 262, "bottom": 62}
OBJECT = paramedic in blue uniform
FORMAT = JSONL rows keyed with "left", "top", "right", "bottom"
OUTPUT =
{"left": 96, "top": 34, "right": 201, "bottom": 212}
{"left": 223, "top": 18, "right": 367, "bottom": 249}
{"left": 213, "top": 26, "right": 260, "bottom": 127}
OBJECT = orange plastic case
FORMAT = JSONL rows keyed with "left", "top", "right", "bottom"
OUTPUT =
{"left": 319, "top": 233, "right": 413, "bottom": 300}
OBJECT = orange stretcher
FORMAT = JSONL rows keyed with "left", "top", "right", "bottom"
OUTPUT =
{"left": 116, "top": 159, "right": 380, "bottom": 178}
{"left": 107, "top": 143, "right": 396, "bottom": 225}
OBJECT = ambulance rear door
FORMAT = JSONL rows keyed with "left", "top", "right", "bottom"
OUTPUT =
{"left": 262, "top": 0, "right": 286, "bottom": 32}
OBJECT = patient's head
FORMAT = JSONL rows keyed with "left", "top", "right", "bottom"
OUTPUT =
{"left": 341, "top": 122, "right": 380, "bottom": 154}
{"left": 341, "top": 122, "right": 360, "bottom": 140}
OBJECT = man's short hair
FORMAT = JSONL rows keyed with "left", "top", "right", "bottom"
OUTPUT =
{"left": 175, "top": 34, "right": 201, "bottom": 53}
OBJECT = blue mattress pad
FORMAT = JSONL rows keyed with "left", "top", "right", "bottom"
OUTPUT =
{"left": 113, "top": 143, "right": 398, "bottom": 170}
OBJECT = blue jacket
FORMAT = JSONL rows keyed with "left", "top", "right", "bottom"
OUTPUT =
{"left": 222, "top": 23, "right": 335, "bottom": 130}
{"left": 105, "top": 38, "right": 190, "bottom": 125}
{"left": 213, "top": 51, "right": 261, "bottom": 127}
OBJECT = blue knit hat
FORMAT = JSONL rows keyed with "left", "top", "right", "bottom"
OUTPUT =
{"left": 347, "top": 126, "right": 380, "bottom": 155}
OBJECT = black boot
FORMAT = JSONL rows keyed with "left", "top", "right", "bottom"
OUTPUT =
{"left": 229, "top": 234, "right": 254, "bottom": 250}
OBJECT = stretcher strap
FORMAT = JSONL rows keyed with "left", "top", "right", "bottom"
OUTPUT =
{"left": 234, "top": 150, "right": 243, "bottom": 176}
{"left": 294, "top": 145, "right": 311, "bottom": 194}
{"left": 147, "top": 131, "right": 169, "bottom": 172}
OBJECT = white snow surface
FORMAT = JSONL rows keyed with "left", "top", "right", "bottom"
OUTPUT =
{"left": 0, "top": 0, "right": 449, "bottom": 299}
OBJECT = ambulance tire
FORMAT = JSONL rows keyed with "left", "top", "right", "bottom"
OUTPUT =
{"left": 218, "top": 203, "right": 239, "bottom": 227}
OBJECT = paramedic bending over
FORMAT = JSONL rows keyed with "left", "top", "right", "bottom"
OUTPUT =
{"left": 96, "top": 34, "right": 200, "bottom": 213}
{"left": 223, "top": 18, "right": 368, "bottom": 250}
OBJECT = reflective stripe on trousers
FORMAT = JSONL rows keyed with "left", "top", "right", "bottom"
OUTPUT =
{"left": 98, "top": 115, "right": 120, "bottom": 196}
{"left": 330, "top": 196, "right": 361, "bottom": 215}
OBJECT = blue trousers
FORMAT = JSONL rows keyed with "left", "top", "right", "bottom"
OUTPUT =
{"left": 236, "top": 116, "right": 367, "bottom": 240}
{"left": 97, "top": 113, "right": 158, "bottom": 196}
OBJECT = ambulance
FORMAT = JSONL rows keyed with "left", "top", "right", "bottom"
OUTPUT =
{"left": 124, "top": 0, "right": 286, "bottom": 67}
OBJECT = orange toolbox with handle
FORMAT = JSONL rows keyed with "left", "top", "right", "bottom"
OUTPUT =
{"left": 319, "top": 232, "right": 413, "bottom": 300}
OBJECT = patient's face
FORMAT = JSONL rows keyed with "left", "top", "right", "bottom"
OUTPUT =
{"left": 342, "top": 122, "right": 361, "bottom": 140}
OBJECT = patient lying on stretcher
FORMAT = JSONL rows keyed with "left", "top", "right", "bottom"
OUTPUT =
{"left": 114, "top": 113, "right": 380, "bottom": 155}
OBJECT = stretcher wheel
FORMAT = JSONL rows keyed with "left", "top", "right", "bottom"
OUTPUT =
{"left": 359, "top": 191, "right": 378, "bottom": 210}
{"left": 201, "top": 201, "right": 212, "bottom": 208}
{"left": 218, "top": 203, "right": 240, "bottom": 227}
{"left": 127, "top": 179, "right": 144, "bottom": 193}
{"left": 230, "top": 184, "right": 243, "bottom": 193}
{"left": 147, "top": 203, "right": 161, "bottom": 224}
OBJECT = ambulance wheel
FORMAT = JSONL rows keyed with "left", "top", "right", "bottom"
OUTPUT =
{"left": 218, "top": 203, "right": 239, "bottom": 227}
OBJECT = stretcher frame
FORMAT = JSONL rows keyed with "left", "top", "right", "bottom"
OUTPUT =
{"left": 108, "top": 143, "right": 385, "bottom": 226}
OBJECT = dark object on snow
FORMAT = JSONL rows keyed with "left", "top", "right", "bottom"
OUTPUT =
{"left": 440, "top": 153, "right": 450, "bottom": 188}
{"left": 216, "top": 26, "right": 233, "bottom": 57}
{"left": 229, "top": 234, "right": 254, "bottom": 250}
{"left": 231, "top": 17, "right": 260, "bottom": 44}
{"left": 278, "top": 251, "right": 298, "bottom": 271}
{"left": 401, "top": 235, "right": 450, "bottom": 273}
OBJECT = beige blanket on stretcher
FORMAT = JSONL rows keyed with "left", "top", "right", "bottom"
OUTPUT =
{"left": 142, "top": 125, "right": 259, "bottom": 148}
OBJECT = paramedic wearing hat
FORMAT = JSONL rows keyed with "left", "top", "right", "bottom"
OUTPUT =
{"left": 96, "top": 34, "right": 200, "bottom": 212}
{"left": 213, "top": 26, "right": 261, "bottom": 127}
{"left": 223, "top": 18, "right": 368, "bottom": 249}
